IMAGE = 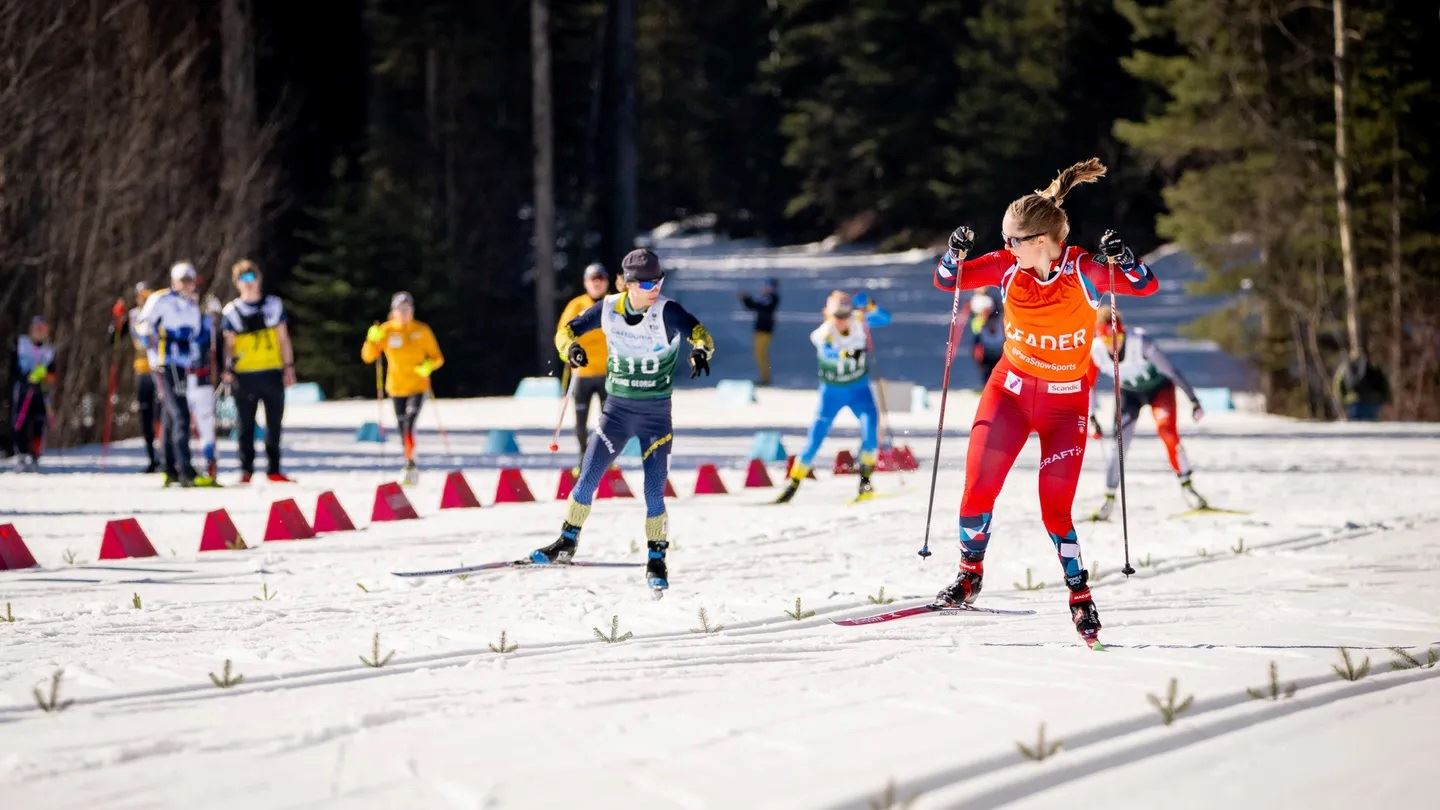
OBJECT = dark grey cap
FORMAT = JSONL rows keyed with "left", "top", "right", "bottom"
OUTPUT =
{"left": 621, "top": 249, "right": 663, "bottom": 282}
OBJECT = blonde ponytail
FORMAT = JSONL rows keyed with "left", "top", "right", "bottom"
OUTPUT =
{"left": 1037, "top": 157, "right": 1107, "bottom": 204}
{"left": 1004, "top": 157, "right": 1109, "bottom": 242}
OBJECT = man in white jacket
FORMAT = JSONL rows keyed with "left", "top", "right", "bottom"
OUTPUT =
{"left": 136, "top": 262, "right": 216, "bottom": 487}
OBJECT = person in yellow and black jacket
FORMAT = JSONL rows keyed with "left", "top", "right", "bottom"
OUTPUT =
{"left": 555, "top": 262, "right": 611, "bottom": 469}
{"left": 221, "top": 260, "right": 297, "bottom": 484}
{"left": 361, "top": 291, "right": 444, "bottom": 485}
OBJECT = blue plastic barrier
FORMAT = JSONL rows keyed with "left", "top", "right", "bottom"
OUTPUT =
{"left": 487, "top": 429, "right": 522, "bottom": 454}
{"left": 749, "top": 430, "right": 787, "bottom": 462}
{"left": 715, "top": 379, "right": 757, "bottom": 406}
{"left": 355, "top": 421, "right": 384, "bottom": 442}
{"left": 284, "top": 382, "right": 325, "bottom": 404}
{"left": 515, "top": 376, "right": 563, "bottom": 399}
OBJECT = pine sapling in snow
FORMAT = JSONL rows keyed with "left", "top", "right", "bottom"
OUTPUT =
{"left": 1333, "top": 648, "right": 1370, "bottom": 681}
{"left": 2, "top": 602, "right": 14, "bottom": 623}
{"left": 62, "top": 548, "right": 80, "bottom": 565}
{"left": 489, "top": 630, "right": 518, "bottom": 654}
{"left": 253, "top": 583, "right": 277, "bottom": 601}
{"left": 1013, "top": 568, "right": 1045, "bottom": 591}
{"left": 690, "top": 607, "right": 723, "bottom": 634}
{"left": 131, "top": 593, "right": 142, "bottom": 609}
{"left": 1231, "top": 538, "right": 1248, "bottom": 555}
{"left": 1246, "top": 662, "right": 1296, "bottom": 700}
{"left": 34, "top": 669, "right": 74, "bottom": 713}
{"left": 867, "top": 780, "right": 916, "bottom": 810}
{"left": 1388, "top": 646, "right": 1439, "bottom": 670}
{"left": 1196, "top": 547, "right": 1209, "bottom": 557}
{"left": 784, "top": 597, "right": 815, "bottom": 620}
{"left": 209, "top": 659, "right": 244, "bottom": 688}
{"left": 1138, "top": 553, "right": 1153, "bottom": 569}
{"left": 355, "top": 582, "right": 370, "bottom": 593}
{"left": 1147, "top": 678, "right": 1194, "bottom": 726}
{"left": 867, "top": 586, "right": 895, "bottom": 605}
{"left": 1016, "top": 723, "right": 1063, "bottom": 761}
{"left": 593, "top": 615, "right": 633, "bottom": 643}
{"left": 360, "top": 632, "right": 396, "bottom": 667}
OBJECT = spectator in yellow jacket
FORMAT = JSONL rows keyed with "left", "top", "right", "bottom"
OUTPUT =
{"left": 361, "top": 291, "right": 444, "bottom": 482}
{"left": 555, "top": 262, "right": 611, "bottom": 468}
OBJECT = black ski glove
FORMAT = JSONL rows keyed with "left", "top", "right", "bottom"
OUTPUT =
{"left": 946, "top": 226, "right": 975, "bottom": 263}
{"left": 567, "top": 342, "right": 589, "bottom": 369}
{"left": 1098, "top": 229, "right": 1135, "bottom": 269}
{"left": 689, "top": 348, "right": 711, "bottom": 378}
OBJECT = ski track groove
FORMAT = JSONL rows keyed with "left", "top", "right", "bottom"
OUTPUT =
{"left": 845, "top": 664, "right": 1440, "bottom": 810}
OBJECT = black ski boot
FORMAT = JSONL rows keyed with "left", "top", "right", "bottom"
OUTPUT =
{"left": 1067, "top": 570, "right": 1102, "bottom": 649}
{"left": 774, "top": 479, "right": 801, "bottom": 504}
{"left": 1179, "top": 476, "right": 1209, "bottom": 510}
{"left": 934, "top": 555, "right": 984, "bottom": 607}
{"left": 646, "top": 540, "right": 669, "bottom": 598}
{"left": 530, "top": 522, "right": 580, "bottom": 564}
{"left": 854, "top": 463, "right": 876, "bottom": 503}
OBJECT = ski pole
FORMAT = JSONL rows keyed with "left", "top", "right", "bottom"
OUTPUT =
{"left": 13, "top": 385, "right": 35, "bottom": 433}
{"left": 861, "top": 315, "right": 904, "bottom": 485}
{"left": 1107, "top": 261, "right": 1136, "bottom": 577}
{"left": 548, "top": 371, "right": 580, "bottom": 453}
{"left": 918, "top": 245, "right": 969, "bottom": 559}
{"left": 374, "top": 349, "right": 389, "bottom": 469}
{"left": 427, "top": 387, "right": 453, "bottom": 457}
{"left": 100, "top": 297, "right": 126, "bottom": 469}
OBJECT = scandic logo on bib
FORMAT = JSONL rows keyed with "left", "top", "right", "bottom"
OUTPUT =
{"left": 1047, "top": 380, "right": 1082, "bottom": 394}
{"left": 1007, "top": 325, "right": 1088, "bottom": 351}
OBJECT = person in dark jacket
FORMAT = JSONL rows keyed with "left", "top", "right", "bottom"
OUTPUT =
{"left": 1333, "top": 354, "right": 1389, "bottom": 421}
{"left": 738, "top": 277, "right": 779, "bottom": 386}
{"left": 10, "top": 316, "right": 57, "bottom": 471}
{"left": 966, "top": 288, "right": 1005, "bottom": 384}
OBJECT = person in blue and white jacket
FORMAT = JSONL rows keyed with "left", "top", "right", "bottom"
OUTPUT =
{"left": 775, "top": 290, "right": 892, "bottom": 504}
{"left": 136, "top": 261, "right": 215, "bottom": 487}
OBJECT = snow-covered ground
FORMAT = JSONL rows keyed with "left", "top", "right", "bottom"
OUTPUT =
{"left": 3, "top": 384, "right": 1438, "bottom": 809}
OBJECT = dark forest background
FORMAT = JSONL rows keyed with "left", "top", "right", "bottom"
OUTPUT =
{"left": 2, "top": 0, "right": 1437, "bottom": 449}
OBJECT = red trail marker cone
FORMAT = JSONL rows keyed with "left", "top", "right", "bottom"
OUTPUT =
{"left": 264, "top": 499, "right": 316, "bottom": 542}
{"left": 494, "top": 468, "right": 536, "bottom": 503}
{"left": 440, "top": 470, "right": 482, "bottom": 509}
{"left": 743, "top": 458, "right": 773, "bottom": 488}
{"left": 555, "top": 467, "right": 578, "bottom": 500}
{"left": 596, "top": 467, "right": 634, "bottom": 499}
{"left": 199, "top": 509, "right": 247, "bottom": 551}
{"left": 833, "top": 450, "right": 857, "bottom": 475}
{"left": 664, "top": 478, "right": 678, "bottom": 498}
{"left": 372, "top": 482, "right": 420, "bottom": 522}
{"left": 313, "top": 491, "right": 356, "bottom": 533}
{"left": 785, "top": 455, "right": 818, "bottom": 480}
{"left": 0, "top": 523, "right": 39, "bottom": 570}
{"left": 99, "top": 518, "right": 158, "bottom": 559}
{"left": 693, "top": 464, "right": 728, "bottom": 495}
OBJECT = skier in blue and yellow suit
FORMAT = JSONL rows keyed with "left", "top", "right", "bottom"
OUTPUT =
{"left": 775, "top": 290, "right": 891, "bottom": 504}
{"left": 532, "top": 248, "right": 715, "bottom": 598}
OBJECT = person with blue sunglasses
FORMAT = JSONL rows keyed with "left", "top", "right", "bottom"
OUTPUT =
{"left": 537, "top": 248, "right": 716, "bottom": 598}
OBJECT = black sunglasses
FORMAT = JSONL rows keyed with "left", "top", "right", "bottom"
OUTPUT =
{"left": 1003, "top": 232, "right": 1045, "bottom": 249}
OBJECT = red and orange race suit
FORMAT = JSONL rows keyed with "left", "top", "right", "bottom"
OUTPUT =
{"left": 932, "top": 243, "right": 1158, "bottom": 592}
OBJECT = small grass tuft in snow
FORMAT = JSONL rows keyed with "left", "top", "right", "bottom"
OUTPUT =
{"left": 1147, "top": 678, "right": 1194, "bottom": 726}
{"left": 34, "top": 669, "right": 74, "bottom": 713}
{"left": 489, "top": 630, "right": 518, "bottom": 654}
{"left": 783, "top": 597, "right": 815, "bottom": 621}
{"left": 1197, "top": 547, "right": 1209, "bottom": 557}
{"left": 209, "top": 659, "right": 244, "bottom": 688}
{"left": 1138, "top": 554, "right": 1154, "bottom": 569}
{"left": 356, "top": 582, "right": 370, "bottom": 593}
{"left": 868, "top": 779, "right": 916, "bottom": 809}
{"left": 1333, "top": 648, "right": 1370, "bottom": 681}
{"left": 131, "top": 593, "right": 142, "bottom": 610}
{"left": 629, "top": 540, "right": 640, "bottom": 555}
{"left": 62, "top": 548, "right": 81, "bottom": 566}
{"left": 253, "top": 583, "right": 277, "bottom": 602}
{"left": 867, "top": 586, "right": 895, "bottom": 605}
{"left": 1016, "top": 723, "right": 1062, "bottom": 761}
{"left": 1388, "top": 646, "right": 1439, "bottom": 670}
{"left": 1013, "top": 568, "right": 1044, "bottom": 591}
{"left": 2, "top": 602, "right": 14, "bottom": 623}
{"left": 593, "top": 615, "right": 633, "bottom": 643}
{"left": 359, "top": 632, "right": 396, "bottom": 667}
{"left": 1231, "top": 539, "right": 1248, "bottom": 555}
{"left": 690, "top": 607, "right": 723, "bottom": 634}
{"left": 1246, "top": 662, "right": 1296, "bottom": 700}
